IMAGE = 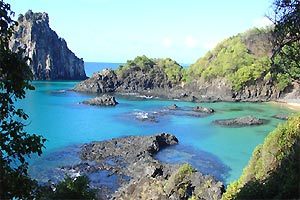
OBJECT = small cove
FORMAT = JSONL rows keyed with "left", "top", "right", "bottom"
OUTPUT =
{"left": 18, "top": 81, "right": 294, "bottom": 185}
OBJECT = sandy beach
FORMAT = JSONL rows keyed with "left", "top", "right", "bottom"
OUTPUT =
{"left": 270, "top": 100, "right": 300, "bottom": 111}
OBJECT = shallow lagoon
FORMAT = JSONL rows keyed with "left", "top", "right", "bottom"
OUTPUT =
{"left": 18, "top": 81, "right": 293, "bottom": 185}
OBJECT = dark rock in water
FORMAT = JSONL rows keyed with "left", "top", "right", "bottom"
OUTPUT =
{"left": 81, "top": 133, "right": 178, "bottom": 167}
{"left": 9, "top": 10, "right": 86, "bottom": 80}
{"left": 193, "top": 106, "right": 215, "bottom": 114}
{"left": 79, "top": 133, "right": 223, "bottom": 199}
{"left": 82, "top": 95, "right": 118, "bottom": 106}
{"left": 272, "top": 113, "right": 289, "bottom": 120}
{"left": 213, "top": 116, "right": 266, "bottom": 127}
{"left": 74, "top": 69, "right": 119, "bottom": 93}
{"left": 168, "top": 104, "right": 178, "bottom": 110}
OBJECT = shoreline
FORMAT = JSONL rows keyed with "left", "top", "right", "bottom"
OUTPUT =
{"left": 269, "top": 100, "right": 300, "bottom": 111}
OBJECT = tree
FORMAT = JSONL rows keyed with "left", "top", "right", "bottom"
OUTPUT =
{"left": 270, "top": 0, "right": 300, "bottom": 77}
{"left": 0, "top": 0, "right": 46, "bottom": 199}
{"left": 45, "top": 176, "right": 96, "bottom": 200}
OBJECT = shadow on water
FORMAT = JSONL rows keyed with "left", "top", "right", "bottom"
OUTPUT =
{"left": 155, "top": 144, "right": 231, "bottom": 183}
{"left": 29, "top": 145, "right": 129, "bottom": 194}
{"left": 29, "top": 145, "right": 82, "bottom": 184}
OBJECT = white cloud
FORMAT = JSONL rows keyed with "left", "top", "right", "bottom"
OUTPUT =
{"left": 184, "top": 35, "right": 198, "bottom": 48}
{"left": 162, "top": 37, "right": 173, "bottom": 48}
{"left": 253, "top": 16, "right": 273, "bottom": 28}
{"left": 202, "top": 39, "right": 220, "bottom": 50}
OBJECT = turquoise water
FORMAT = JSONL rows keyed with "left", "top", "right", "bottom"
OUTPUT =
{"left": 18, "top": 81, "right": 293, "bottom": 185}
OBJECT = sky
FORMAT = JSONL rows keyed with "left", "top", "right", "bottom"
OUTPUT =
{"left": 9, "top": 0, "right": 274, "bottom": 63}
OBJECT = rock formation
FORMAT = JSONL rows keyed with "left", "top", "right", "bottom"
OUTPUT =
{"left": 82, "top": 95, "right": 118, "bottom": 106}
{"left": 74, "top": 69, "right": 119, "bottom": 93}
{"left": 213, "top": 116, "right": 266, "bottom": 127}
{"left": 9, "top": 10, "right": 86, "bottom": 80}
{"left": 71, "top": 133, "right": 224, "bottom": 199}
{"left": 193, "top": 106, "right": 215, "bottom": 114}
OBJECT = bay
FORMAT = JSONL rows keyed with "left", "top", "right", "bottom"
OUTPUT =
{"left": 17, "top": 81, "right": 293, "bottom": 185}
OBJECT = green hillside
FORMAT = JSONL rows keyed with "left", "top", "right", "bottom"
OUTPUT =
{"left": 187, "top": 28, "right": 273, "bottom": 91}
{"left": 222, "top": 114, "right": 300, "bottom": 199}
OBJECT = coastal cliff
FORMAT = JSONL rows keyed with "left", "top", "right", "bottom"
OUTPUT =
{"left": 9, "top": 10, "right": 86, "bottom": 80}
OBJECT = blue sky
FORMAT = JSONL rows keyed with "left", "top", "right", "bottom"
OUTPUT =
{"left": 9, "top": 0, "right": 273, "bottom": 63}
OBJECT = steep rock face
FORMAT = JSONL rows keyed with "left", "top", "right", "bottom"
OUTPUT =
{"left": 9, "top": 10, "right": 86, "bottom": 80}
{"left": 232, "top": 80, "right": 280, "bottom": 101}
{"left": 241, "top": 28, "right": 273, "bottom": 57}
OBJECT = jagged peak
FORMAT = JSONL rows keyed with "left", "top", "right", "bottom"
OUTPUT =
{"left": 18, "top": 10, "right": 49, "bottom": 24}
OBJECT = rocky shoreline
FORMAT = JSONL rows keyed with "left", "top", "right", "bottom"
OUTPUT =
{"left": 59, "top": 133, "right": 224, "bottom": 199}
{"left": 74, "top": 68, "right": 300, "bottom": 103}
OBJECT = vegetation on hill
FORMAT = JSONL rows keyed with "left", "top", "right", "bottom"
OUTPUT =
{"left": 116, "top": 55, "right": 185, "bottom": 84}
{"left": 187, "top": 26, "right": 300, "bottom": 92}
{"left": 270, "top": 0, "right": 300, "bottom": 91}
{"left": 221, "top": 2, "right": 300, "bottom": 198}
{"left": 222, "top": 114, "right": 300, "bottom": 199}
{"left": 187, "top": 28, "right": 274, "bottom": 91}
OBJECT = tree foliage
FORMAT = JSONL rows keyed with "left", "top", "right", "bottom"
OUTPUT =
{"left": 116, "top": 55, "right": 185, "bottom": 84}
{"left": 0, "top": 0, "right": 45, "bottom": 199}
{"left": 38, "top": 176, "right": 96, "bottom": 200}
{"left": 271, "top": 0, "right": 300, "bottom": 88}
{"left": 187, "top": 29, "right": 272, "bottom": 91}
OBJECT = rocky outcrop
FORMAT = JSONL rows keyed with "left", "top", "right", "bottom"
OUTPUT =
{"left": 74, "top": 69, "right": 119, "bottom": 93}
{"left": 63, "top": 133, "right": 224, "bottom": 199}
{"left": 73, "top": 68, "right": 284, "bottom": 102}
{"left": 114, "top": 163, "right": 224, "bottom": 200}
{"left": 232, "top": 80, "right": 280, "bottom": 102}
{"left": 213, "top": 116, "right": 266, "bottom": 127}
{"left": 9, "top": 10, "right": 86, "bottom": 80}
{"left": 279, "top": 81, "right": 300, "bottom": 102}
{"left": 193, "top": 106, "right": 215, "bottom": 114}
{"left": 116, "top": 65, "right": 172, "bottom": 92}
{"left": 168, "top": 104, "right": 178, "bottom": 110}
{"left": 80, "top": 133, "right": 178, "bottom": 178}
{"left": 82, "top": 95, "right": 118, "bottom": 106}
{"left": 272, "top": 113, "right": 289, "bottom": 120}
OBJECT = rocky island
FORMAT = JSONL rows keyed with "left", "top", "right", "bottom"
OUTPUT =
{"left": 82, "top": 95, "right": 118, "bottom": 106}
{"left": 9, "top": 10, "right": 86, "bottom": 80}
{"left": 213, "top": 116, "right": 266, "bottom": 127}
